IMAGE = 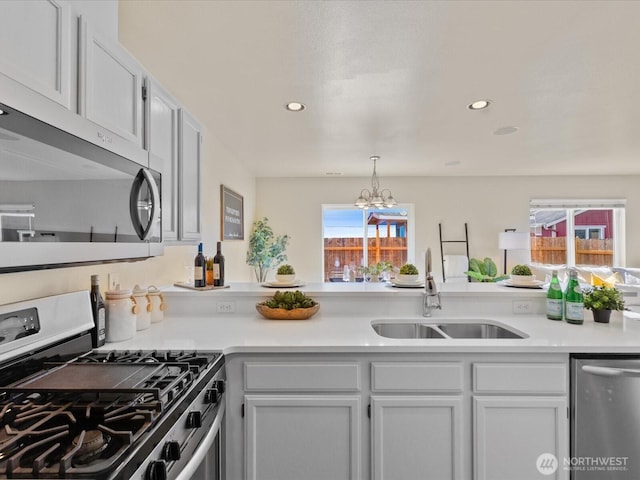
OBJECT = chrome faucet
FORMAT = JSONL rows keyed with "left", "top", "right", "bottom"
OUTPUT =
{"left": 423, "top": 248, "right": 441, "bottom": 317}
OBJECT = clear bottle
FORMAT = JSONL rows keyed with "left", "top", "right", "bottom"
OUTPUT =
{"left": 194, "top": 242, "right": 206, "bottom": 287}
{"left": 546, "top": 270, "right": 564, "bottom": 320}
{"left": 564, "top": 270, "right": 584, "bottom": 324}
{"left": 90, "top": 275, "right": 106, "bottom": 347}
{"left": 213, "top": 241, "right": 225, "bottom": 287}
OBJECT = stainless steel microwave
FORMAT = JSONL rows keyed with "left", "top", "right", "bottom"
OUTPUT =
{"left": 0, "top": 102, "right": 162, "bottom": 273}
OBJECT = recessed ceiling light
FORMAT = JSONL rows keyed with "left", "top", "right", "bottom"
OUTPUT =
{"left": 285, "top": 102, "right": 305, "bottom": 112}
{"left": 467, "top": 100, "right": 491, "bottom": 110}
{"left": 0, "top": 109, "right": 7, "bottom": 115}
{"left": 493, "top": 126, "right": 519, "bottom": 135}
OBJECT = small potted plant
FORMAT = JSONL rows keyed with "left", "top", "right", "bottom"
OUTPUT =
{"left": 510, "top": 264, "right": 535, "bottom": 285}
{"left": 276, "top": 264, "right": 296, "bottom": 284}
{"left": 359, "top": 261, "right": 393, "bottom": 282}
{"left": 397, "top": 263, "right": 419, "bottom": 283}
{"left": 583, "top": 285, "right": 625, "bottom": 323}
{"left": 465, "top": 258, "right": 509, "bottom": 282}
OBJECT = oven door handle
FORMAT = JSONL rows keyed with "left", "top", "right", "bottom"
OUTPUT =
{"left": 174, "top": 397, "right": 225, "bottom": 480}
{"left": 582, "top": 365, "right": 640, "bottom": 377}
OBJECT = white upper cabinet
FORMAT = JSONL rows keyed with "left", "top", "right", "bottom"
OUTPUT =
{"left": 78, "top": 17, "right": 144, "bottom": 147}
{"left": 0, "top": 0, "right": 72, "bottom": 108}
{"left": 146, "top": 78, "right": 180, "bottom": 241}
{"left": 178, "top": 109, "right": 202, "bottom": 242}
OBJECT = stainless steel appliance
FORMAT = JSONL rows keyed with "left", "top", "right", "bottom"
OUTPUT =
{"left": 0, "top": 291, "right": 225, "bottom": 480}
{"left": 0, "top": 102, "right": 162, "bottom": 273}
{"left": 571, "top": 355, "right": 640, "bottom": 479}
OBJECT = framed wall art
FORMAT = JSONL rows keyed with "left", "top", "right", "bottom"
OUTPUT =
{"left": 221, "top": 185, "right": 244, "bottom": 240}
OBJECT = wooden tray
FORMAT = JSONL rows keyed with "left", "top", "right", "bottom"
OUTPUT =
{"left": 256, "top": 303, "right": 320, "bottom": 320}
{"left": 174, "top": 282, "right": 230, "bottom": 291}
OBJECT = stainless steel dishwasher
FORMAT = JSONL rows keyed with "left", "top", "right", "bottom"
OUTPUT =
{"left": 571, "top": 355, "right": 640, "bottom": 479}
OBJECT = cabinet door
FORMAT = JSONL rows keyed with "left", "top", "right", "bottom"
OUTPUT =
{"left": 178, "top": 109, "right": 202, "bottom": 241}
{"left": 0, "top": 0, "right": 71, "bottom": 108}
{"left": 245, "top": 395, "right": 361, "bottom": 480}
{"left": 79, "top": 18, "right": 144, "bottom": 146}
{"left": 371, "top": 396, "right": 464, "bottom": 480}
{"left": 474, "top": 396, "right": 568, "bottom": 480}
{"left": 146, "top": 78, "right": 180, "bottom": 241}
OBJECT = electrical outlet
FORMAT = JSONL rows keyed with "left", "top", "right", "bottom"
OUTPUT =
{"left": 512, "top": 300, "right": 534, "bottom": 314}
{"left": 216, "top": 302, "right": 235, "bottom": 313}
{"left": 108, "top": 273, "right": 120, "bottom": 291}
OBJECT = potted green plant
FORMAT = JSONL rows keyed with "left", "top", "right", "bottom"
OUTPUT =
{"left": 510, "top": 264, "right": 535, "bottom": 285}
{"left": 583, "top": 285, "right": 625, "bottom": 323}
{"left": 276, "top": 264, "right": 296, "bottom": 284}
{"left": 397, "top": 263, "right": 419, "bottom": 283}
{"left": 464, "top": 258, "right": 509, "bottom": 282}
{"left": 246, "top": 217, "right": 290, "bottom": 283}
{"left": 359, "top": 261, "right": 393, "bottom": 282}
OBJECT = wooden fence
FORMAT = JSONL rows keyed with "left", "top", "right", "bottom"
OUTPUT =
{"left": 324, "top": 237, "right": 407, "bottom": 281}
{"left": 530, "top": 237, "right": 613, "bottom": 266}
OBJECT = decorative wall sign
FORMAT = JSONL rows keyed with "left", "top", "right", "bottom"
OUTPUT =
{"left": 221, "top": 185, "right": 244, "bottom": 240}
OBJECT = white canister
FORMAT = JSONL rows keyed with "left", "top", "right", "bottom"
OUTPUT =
{"left": 148, "top": 285, "right": 166, "bottom": 323}
{"left": 132, "top": 285, "right": 151, "bottom": 331}
{"left": 105, "top": 289, "right": 138, "bottom": 342}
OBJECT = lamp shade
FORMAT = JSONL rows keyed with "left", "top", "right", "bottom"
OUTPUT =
{"left": 498, "top": 231, "right": 530, "bottom": 250}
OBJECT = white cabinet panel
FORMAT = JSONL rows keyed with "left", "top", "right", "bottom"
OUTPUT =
{"left": 178, "top": 109, "right": 202, "bottom": 241}
{"left": 371, "top": 396, "right": 464, "bottom": 480}
{"left": 245, "top": 362, "right": 361, "bottom": 391}
{"left": 474, "top": 396, "right": 568, "bottom": 480}
{"left": 245, "top": 395, "right": 361, "bottom": 480}
{"left": 473, "top": 363, "right": 567, "bottom": 394}
{"left": 371, "top": 362, "right": 463, "bottom": 392}
{"left": 79, "top": 17, "right": 144, "bottom": 146}
{"left": 0, "top": 0, "right": 71, "bottom": 108}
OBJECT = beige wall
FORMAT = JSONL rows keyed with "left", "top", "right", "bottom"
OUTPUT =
{"left": 256, "top": 175, "right": 640, "bottom": 282}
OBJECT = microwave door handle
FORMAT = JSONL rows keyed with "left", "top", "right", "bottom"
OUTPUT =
{"left": 581, "top": 365, "right": 640, "bottom": 378}
{"left": 130, "top": 169, "right": 160, "bottom": 241}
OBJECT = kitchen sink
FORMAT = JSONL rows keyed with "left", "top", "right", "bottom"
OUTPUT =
{"left": 371, "top": 320, "right": 527, "bottom": 339}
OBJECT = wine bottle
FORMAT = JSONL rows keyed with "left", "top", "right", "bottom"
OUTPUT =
{"left": 546, "top": 270, "right": 563, "bottom": 320}
{"left": 564, "top": 270, "right": 584, "bottom": 324}
{"left": 90, "top": 275, "right": 106, "bottom": 347}
{"left": 213, "top": 241, "right": 225, "bottom": 286}
{"left": 194, "top": 242, "right": 206, "bottom": 287}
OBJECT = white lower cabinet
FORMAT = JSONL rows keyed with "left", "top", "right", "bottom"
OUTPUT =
{"left": 371, "top": 396, "right": 464, "bottom": 480}
{"left": 244, "top": 395, "right": 361, "bottom": 480}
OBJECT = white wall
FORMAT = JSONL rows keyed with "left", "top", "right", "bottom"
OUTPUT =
{"left": 256, "top": 175, "right": 640, "bottom": 282}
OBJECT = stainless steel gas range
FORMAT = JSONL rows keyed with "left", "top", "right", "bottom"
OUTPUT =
{"left": 0, "top": 291, "right": 225, "bottom": 480}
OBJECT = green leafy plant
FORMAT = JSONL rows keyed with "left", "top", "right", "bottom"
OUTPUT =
{"left": 359, "top": 261, "right": 393, "bottom": 277}
{"left": 246, "top": 217, "right": 290, "bottom": 283}
{"left": 511, "top": 264, "right": 532, "bottom": 276}
{"left": 399, "top": 263, "right": 419, "bottom": 275}
{"left": 583, "top": 286, "right": 625, "bottom": 311}
{"left": 277, "top": 264, "right": 295, "bottom": 275}
{"left": 260, "top": 290, "right": 317, "bottom": 310}
{"left": 465, "top": 257, "right": 509, "bottom": 282}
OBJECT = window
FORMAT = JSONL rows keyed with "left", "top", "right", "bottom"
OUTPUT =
{"left": 529, "top": 199, "right": 625, "bottom": 267}
{"left": 322, "top": 205, "right": 414, "bottom": 282}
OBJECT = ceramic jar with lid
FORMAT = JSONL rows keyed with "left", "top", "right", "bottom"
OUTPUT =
{"left": 105, "top": 289, "right": 138, "bottom": 342}
{"left": 132, "top": 285, "right": 151, "bottom": 331}
{"left": 148, "top": 285, "right": 166, "bottom": 323}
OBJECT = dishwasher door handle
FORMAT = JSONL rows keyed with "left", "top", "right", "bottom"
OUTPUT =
{"left": 582, "top": 365, "right": 640, "bottom": 377}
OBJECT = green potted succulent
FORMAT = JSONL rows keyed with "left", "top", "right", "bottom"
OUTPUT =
{"left": 359, "top": 261, "right": 393, "bottom": 282}
{"left": 583, "top": 285, "right": 625, "bottom": 323}
{"left": 276, "top": 264, "right": 296, "bottom": 284}
{"left": 246, "top": 217, "right": 290, "bottom": 283}
{"left": 510, "top": 264, "right": 535, "bottom": 285}
{"left": 464, "top": 258, "right": 509, "bottom": 282}
{"left": 397, "top": 263, "right": 419, "bottom": 283}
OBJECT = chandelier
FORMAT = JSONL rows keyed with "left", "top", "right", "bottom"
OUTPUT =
{"left": 354, "top": 156, "right": 397, "bottom": 209}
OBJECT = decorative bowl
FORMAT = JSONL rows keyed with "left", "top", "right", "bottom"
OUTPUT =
{"left": 275, "top": 274, "right": 296, "bottom": 284}
{"left": 396, "top": 274, "right": 420, "bottom": 283}
{"left": 510, "top": 274, "right": 536, "bottom": 284}
{"left": 256, "top": 303, "right": 320, "bottom": 320}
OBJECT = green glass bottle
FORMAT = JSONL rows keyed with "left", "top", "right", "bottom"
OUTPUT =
{"left": 564, "top": 270, "right": 584, "bottom": 324}
{"left": 546, "top": 270, "right": 563, "bottom": 320}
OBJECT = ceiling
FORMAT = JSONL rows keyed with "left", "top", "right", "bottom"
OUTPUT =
{"left": 118, "top": 0, "right": 640, "bottom": 178}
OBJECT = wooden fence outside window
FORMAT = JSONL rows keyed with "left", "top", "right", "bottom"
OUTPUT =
{"left": 530, "top": 237, "right": 613, "bottom": 266}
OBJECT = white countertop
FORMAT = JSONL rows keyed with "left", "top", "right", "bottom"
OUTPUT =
{"left": 108, "top": 282, "right": 640, "bottom": 354}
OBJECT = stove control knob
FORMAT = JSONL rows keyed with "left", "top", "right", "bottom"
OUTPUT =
{"left": 146, "top": 460, "right": 167, "bottom": 480}
{"left": 162, "top": 441, "right": 181, "bottom": 461}
{"left": 186, "top": 410, "right": 202, "bottom": 428}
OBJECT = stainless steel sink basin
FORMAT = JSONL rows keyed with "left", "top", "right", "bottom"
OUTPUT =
{"left": 371, "top": 321, "right": 526, "bottom": 339}
{"left": 372, "top": 323, "right": 446, "bottom": 339}
{"left": 437, "top": 323, "right": 525, "bottom": 339}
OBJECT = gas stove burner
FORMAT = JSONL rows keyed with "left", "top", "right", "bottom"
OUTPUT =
{"left": 72, "top": 429, "right": 106, "bottom": 456}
